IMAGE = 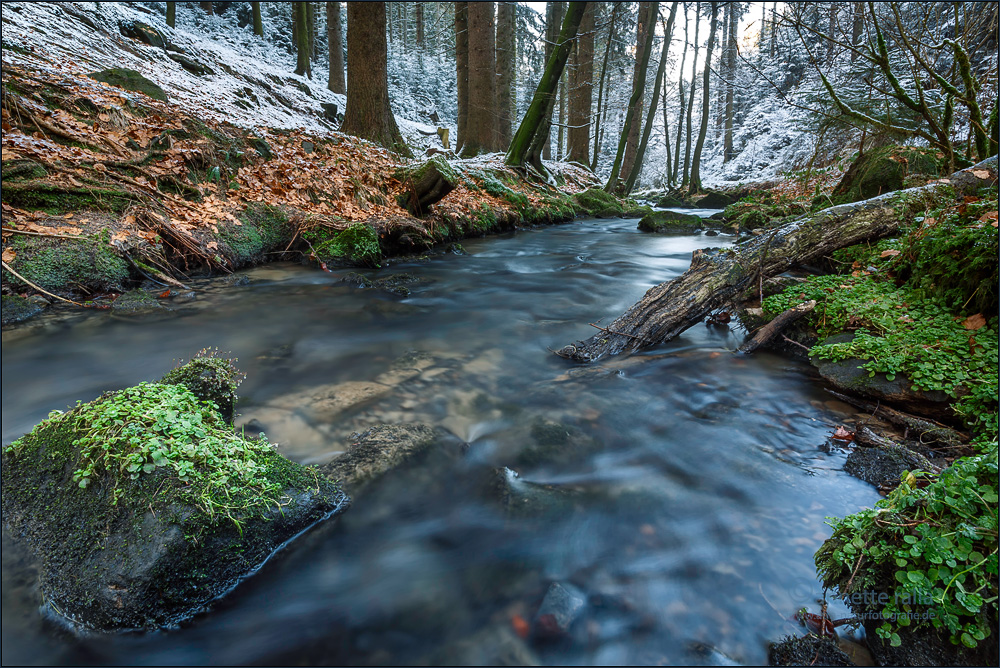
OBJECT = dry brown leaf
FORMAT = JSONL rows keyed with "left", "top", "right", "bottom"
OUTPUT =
{"left": 879, "top": 249, "right": 900, "bottom": 258}
{"left": 2, "top": 247, "right": 16, "bottom": 264}
{"left": 963, "top": 313, "right": 986, "bottom": 330}
{"left": 971, "top": 169, "right": 991, "bottom": 179}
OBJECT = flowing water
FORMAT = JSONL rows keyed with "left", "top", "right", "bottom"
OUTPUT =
{"left": 1, "top": 214, "right": 879, "bottom": 666}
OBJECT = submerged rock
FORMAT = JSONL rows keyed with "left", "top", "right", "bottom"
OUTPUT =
{"left": 534, "top": 582, "right": 587, "bottom": 638}
{"left": 426, "top": 624, "right": 541, "bottom": 666}
{"left": 844, "top": 442, "right": 934, "bottom": 489}
{"left": 1, "top": 294, "right": 44, "bottom": 325}
{"left": 0, "top": 356, "right": 347, "bottom": 632}
{"left": 111, "top": 289, "right": 168, "bottom": 315}
{"left": 320, "top": 424, "right": 437, "bottom": 491}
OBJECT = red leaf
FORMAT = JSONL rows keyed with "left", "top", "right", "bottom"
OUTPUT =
{"left": 831, "top": 426, "right": 854, "bottom": 442}
{"left": 511, "top": 614, "right": 530, "bottom": 639}
{"left": 158, "top": 289, "right": 171, "bottom": 299}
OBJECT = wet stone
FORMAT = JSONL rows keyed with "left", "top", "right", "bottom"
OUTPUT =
{"left": 534, "top": 582, "right": 587, "bottom": 638}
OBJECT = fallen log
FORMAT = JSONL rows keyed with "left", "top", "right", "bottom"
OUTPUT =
{"left": 555, "top": 157, "right": 998, "bottom": 363}
{"left": 737, "top": 300, "right": 815, "bottom": 354}
{"left": 826, "top": 389, "right": 970, "bottom": 452}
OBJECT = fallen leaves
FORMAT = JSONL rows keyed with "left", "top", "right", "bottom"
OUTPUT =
{"left": 962, "top": 313, "right": 986, "bottom": 331}
{"left": 831, "top": 426, "right": 855, "bottom": 442}
{"left": 879, "top": 248, "right": 900, "bottom": 258}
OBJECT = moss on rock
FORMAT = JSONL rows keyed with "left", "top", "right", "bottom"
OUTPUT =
{"left": 3, "top": 232, "right": 130, "bottom": 295}
{"left": 638, "top": 210, "right": 704, "bottom": 233}
{"left": 217, "top": 203, "right": 294, "bottom": 266}
{"left": 0, "top": 356, "right": 347, "bottom": 631}
{"left": 88, "top": 67, "right": 167, "bottom": 102}
{"left": 573, "top": 187, "right": 625, "bottom": 217}
{"left": 1, "top": 294, "right": 44, "bottom": 325}
{"left": 111, "top": 289, "right": 167, "bottom": 315}
{"left": 1, "top": 182, "right": 138, "bottom": 214}
{"left": 306, "top": 222, "right": 382, "bottom": 267}
{"left": 160, "top": 351, "right": 244, "bottom": 423}
{"left": 832, "top": 145, "right": 947, "bottom": 203}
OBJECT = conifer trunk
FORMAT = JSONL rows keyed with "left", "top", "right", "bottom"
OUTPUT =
{"left": 294, "top": 3, "right": 311, "bottom": 78}
{"left": 341, "top": 2, "right": 410, "bottom": 156}
{"left": 688, "top": 1, "right": 717, "bottom": 194}
{"left": 723, "top": 2, "right": 738, "bottom": 163}
{"left": 590, "top": 4, "right": 619, "bottom": 171}
{"left": 455, "top": 2, "right": 469, "bottom": 152}
{"left": 542, "top": 2, "right": 566, "bottom": 161}
{"left": 496, "top": 2, "right": 517, "bottom": 148}
{"left": 327, "top": 2, "right": 345, "bottom": 93}
{"left": 672, "top": 3, "right": 689, "bottom": 185}
{"left": 567, "top": 2, "right": 594, "bottom": 164}
{"left": 462, "top": 1, "right": 498, "bottom": 156}
{"left": 166, "top": 1, "right": 176, "bottom": 28}
{"left": 252, "top": 1, "right": 263, "bottom": 36}
{"left": 682, "top": 7, "right": 699, "bottom": 187}
{"left": 200, "top": 2, "right": 213, "bottom": 16}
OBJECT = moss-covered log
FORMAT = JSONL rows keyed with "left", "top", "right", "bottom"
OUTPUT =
{"left": 556, "top": 158, "right": 998, "bottom": 362}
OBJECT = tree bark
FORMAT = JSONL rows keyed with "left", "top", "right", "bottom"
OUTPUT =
{"left": 455, "top": 2, "right": 469, "bottom": 152}
{"left": 496, "top": 2, "right": 517, "bottom": 149}
{"left": 624, "top": 2, "right": 678, "bottom": 194}
{"left": 307, "top": 1, "right": 316, "bottom": 62}
{"left": 554, "top": 159, "right": 997, "bottom": 363}
{"left": 415, "top": 2, "right": 424, "bottom": 47}
{"left": 672, "top": 3, "right": 689, "bottom": 185}
{"left": 737, "top": 300, "right": 815, "bottom": 354}
{"left": 341, "top": 2, "right": 411, "bottom": 156}
{"left": 252, "top": 1, "right": 263, "bottom": 36}
{"left": 590, "top": 3, "right": 618, "bottom": 171}
{"left": 166, "top": 1, "right": 176, "bottom": 28}
{"left": 462, "top": 1, "right": 497, "bottom": 157}
{"left": 682, "top": 7, "right": 699, "bottom": 187}
{"left": 850, "top": 2, "right": 864, "bottom": 61}
{"left": 200, "top": 1, "right": 213, "bottom": 16}
{"left": 688, "top": 1, "right": 717, "bottom": 194}
{"left": 723, "top": 2, "right": 738, "bottom": 163}
{"left": 542, "top": 2, "right": 567, "bottom": 161}
{"left": 397, "top": 158, "right": 458, "bottom": 216}
{"left": 506, "top": 2, "right": 588, "bottom": 175}
{"left": 327, "top": 2, "right": 345, "bottom": 93}
{"left": 609, "top": 1, "right": 658, "bottom": 194}
{"left": 567, "top": 2, "right": 595, "bottom": 164}
{"left": 294, "top": 3, "right": 312, "bottom": 78}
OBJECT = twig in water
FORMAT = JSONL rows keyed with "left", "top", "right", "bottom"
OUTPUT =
{"left": 1, "top": 260, "right": 89, "bottom": 308}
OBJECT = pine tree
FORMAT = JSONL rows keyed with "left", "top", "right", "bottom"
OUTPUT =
{"left": 294, "top": 3, "right": 311, "bottom": 78}
{"left": 496, "top": 2, "right": 517, "bottom": 148}
{"left": 688, "top": 1, "right": 718, "bottom": 194}
{"left": 462, "top": 1, "right": 498, "bottom": 156}
{"left": 327, "top": 2, "right": 345, "bottom": 93}
{"left": 567, "top": 2, "right": 595, "bottom": 164}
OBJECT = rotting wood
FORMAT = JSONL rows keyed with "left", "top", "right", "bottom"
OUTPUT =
{"left": 396, "top": 158, "right": 458, "bottom": 216}
{"left": 737, "top": 299, "right": 815, "bottom": 354}
{"left": 827, "top": 389, "right": 971, "bottom": 452}
{"left": 555, "top": 158, "right": 998, "bottom": 363}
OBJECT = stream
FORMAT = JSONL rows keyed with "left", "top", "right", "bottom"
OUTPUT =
{"left": 1, "top": 213, "right": 880, "bottom": 666}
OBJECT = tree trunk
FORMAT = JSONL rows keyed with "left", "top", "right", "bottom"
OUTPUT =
{"left": 397, "top": 157, "right": 459, "bottom": 216}
{"left": 770, "top": 1, "right": 778, "bottom": 58}
{"left": 542, "top": 2, "right": 567, "bottom": 161}
{"left": 506, "top": 2, "right": 588, "bottom": 175}
{"left": 200, "top": 1, "right": 213, "bottom": 16}
{"left": 294, "top": 3, "right": 311, "bottom": 78}
{"left": 662, "top": 61, "right": 672, "bottom": 185}
{"left": 688, "top": 1, "right": 717, "bottom": 194}
{"left": 341, "top": 2, "right": 411, "bottom": 157}
{"left": 723, "top": 2, "right": 738, "bottom": 163}
{"left": 166, "top": 1, "right": 176, "bottom": 28}
{"left": 252, "top": 1, "right": 263, "bottom": 36}
{"left": 307, "top": 2, "right": 316, "bottom": 62}
{"left": 827, "top": 1, "right": 837, "bottom": 66}
{"left": 327, "top": 2, "right": 345, "bottom": 93}
{"left": 455, "top": 2, "right": 469, "bottom": 152}
{"left": 496, "top": 2, "right": 517, "bottom": 149}
{"left": 557, "top": 68, "right": 567, "bottom": 159}
{"left": 591, "top": 3, "right": 618, "bottom": 171}
{"left": 682, "top": 7, "right": 699, "bottom": 188}
{"left": 714, "top": 2, "right": 729, "bottom": 141}
{"left": 462, "top": 1, "right": 497, "bottom": 157}
{"left": 415, "top": 2, "right": 424, "bottom": 47}
{"left": 609, "top": 1, "right": 658, "bottom": 194}
{"left": 624, "top": 2, "right": 678, "bottom": 194}
{"left": 567, "top": 2, "right": 595, "bottom": 164}
{"left": 554, "top": 161, "right": 997, "bottom": 363}
{"left": 850, "top": 2, "right": 864, "bottom": 61}
{"left": 672, "top": 3, "right": 689, "bottom": 185}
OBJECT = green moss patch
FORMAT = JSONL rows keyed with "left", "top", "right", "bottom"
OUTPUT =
{"left": 1, "top": 294, "right": 44, "bottom": 325}
{"left": 217, "top": 203, "right": 294, "bottom": 266}
{"left": 1, "top": 182, "right": 137, "bottom": 214}
{"left": 3, "top": 231, "right": 130, "bottom": 294}
{"left": 832, "top": 145, "right": 947, "bottom": 203}
{"left": 573, "top": 187, "right": 625, "bottom": 217}
{"left": 88, "top": 67, "right": 167, "bottom": 102}
{"left": 304, "top": 222, "right": 382, "bottom": 267}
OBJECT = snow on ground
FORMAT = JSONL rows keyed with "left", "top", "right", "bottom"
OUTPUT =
{"left": 1, "top": 1, "right": 449, "bottom": 154}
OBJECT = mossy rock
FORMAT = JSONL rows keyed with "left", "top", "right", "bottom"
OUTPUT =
{"left": 111, "top": 289, "right": 167, "bottom": 316}
{"left": 3, "top": 233, "right": 130, "bottom": 295}
{"left": 341, "top": 271, "right": 421, "bottom": 297}
{"left": 832, "top": 145, "right": 947, "bottom": 203}
{"left": 320, "top": 424, "right": 436, "bottom": 492}
{"left": 624, "top": 205, "right": 655, "bottom": 218}
{"left": 696, "top": 190, "right": 735, "bottom": 209}
{"left": 638, "top": 210, "right": 704, "bottom": 233}
{"left": 307, "top": 222, "right": 382, "bottom": 267}
{"left": 0, "top": 358, "right": 348, "bottom": 631}
{"left": 118, "top": 20, "right": 166, "bottom": 49}
{"left": 218, "top": 203, "right": 294, "bottom": 266}
{"left": 160, "top": 354, "right": 243, "bottom": 423}
{"left": 656, "top": 194, "right": 689, "bottom": 208}
{"left": 1, "top": 294, "right": 44, "bottom": 325}
{"left": 737, "top": 209, "right": 770, "bottom": 231}
{"left": 88, "top": 67, "right": 167, "bottom": 102}
{"left": 1, "top": 182, "right": 138, "bottom": 214}
{"left": 572, "top": 187, "right": 624, "bottom": 217}
{"left": 844, "top": 443, "right": 934, "bottom": 489}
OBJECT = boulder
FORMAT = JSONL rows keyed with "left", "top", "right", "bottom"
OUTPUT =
{"left": 696, "top": 190, "right": 735, "bottom": 209}
{"left": 0, "top": 357, "right": 348, "bottom": 632}
{"left": 88, "top": 67, "right": 167, "bottom": 102}
{"left": 110, "top": 289, "right": 168, "bottom": 315}
{"left": 572, "top": 187, "right": 625, "bottom": 217}
{"left": 167, "top": 52, "right": 214, "bottom": 76}
{"left": 118, "top": 20, "right": 165, "bottom": 49}
{"left": 832, "top": 145, "right": 947, "bottom": 203}
{"left": 534, "top": 582, "right": 587, "bottom": 638}
{"left": 249, "top": 136, "right": 273, "bottom": 160}
{"left": 637, "top": 210, "right": 705, "bottom": 233}
{"left": 844, "top": 441, "right": 934, "bottom": 489}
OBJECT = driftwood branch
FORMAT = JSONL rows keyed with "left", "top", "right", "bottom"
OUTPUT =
{"left": 737, "top": 300, "right": 815, "bottom": 354}
{"left": 556, "top": 158, "right": 997, "bottom": 363}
